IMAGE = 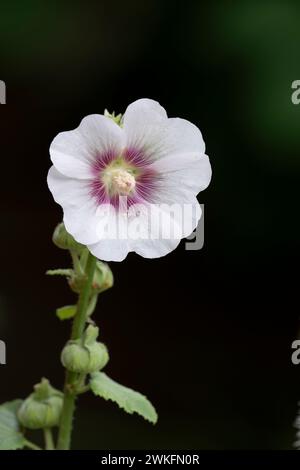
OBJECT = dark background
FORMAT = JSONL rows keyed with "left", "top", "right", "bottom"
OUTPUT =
{"left": 0, "top": 0, "right": 299, "bottom": 449}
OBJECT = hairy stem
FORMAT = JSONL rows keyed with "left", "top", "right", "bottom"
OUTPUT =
{"left": 57, "top": 251, "right": 97, "bottom": 450}
{"left": 44, "top": 428, "right": 55, "bottom": 450}
{"left": 76, "top": 384, "right": 90, "bottom": 395}
{"left": 24, "top": 440, "right": 42, "bottom": 451}
{"left": 70, "top": 249, "right": 84, "bottom": 276}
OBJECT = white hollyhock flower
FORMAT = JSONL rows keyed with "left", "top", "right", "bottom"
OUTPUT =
{"left": 47, "top": 99, "right": 212, "bottom": 261}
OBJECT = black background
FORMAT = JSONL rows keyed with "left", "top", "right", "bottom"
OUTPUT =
{"left": 0, "top": 0, "right": 299, "bottom": 449}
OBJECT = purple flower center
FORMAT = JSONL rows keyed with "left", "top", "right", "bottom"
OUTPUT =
{"left": 89, "top": 147, "right": 159, "bottom": 209}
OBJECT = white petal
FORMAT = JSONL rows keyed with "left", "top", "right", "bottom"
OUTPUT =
{"left": 123, "top": 98, "right": 168, "bottom": 130}
{"left": 161, "top": 117, "right": 205, "bottom": 156}
{"left": 88, "top": 238, "right": 130, "bottom": 262}
{"left": 123, "top": 98, "right": 168, "bottom": 156}
{"left": 88, "top": 239, "right": 130, "bottom": 262}
{"left": 123, "top": 100, "right": 205, "bottom": 165}
{"left": 47, "top": 166, "right": 100, "bottom": 244}
{"left": 133, "top": 237, "right": 180, "bottom": 258}
{"left": 86, "top": 204, "right": 130, "bottom": 262}
{"left": 128, "top": 201, "right": 201, "bottom": 258}
{"left": 152, "top": 152, "right": 212, "bottom": 202}
{"left": 50, "top": 115, "right": 125, "bottom": 179}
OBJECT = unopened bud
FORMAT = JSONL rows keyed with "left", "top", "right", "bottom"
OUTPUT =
{"left": 17, "top": 378, "right": 63, "bottom": 430}
{"left": 68, "top": 273, "right": 87, "bottom": 294}
{"left": 86, "top": 342, "right": 109, "bottom": 372}
{"left": 69, "top": 261, "right": 113, "bottom": 295}
{"left": 92, "top": 261, "right": 114, "bottom": 294}
{"left": 61, "top": 326, "right": 109, "bottom": 374}
{"left": 61, "top": 342, "right": 90, "bottom": 373}
{"left": 52, "top": 222, "right": 84, "bottom": 252}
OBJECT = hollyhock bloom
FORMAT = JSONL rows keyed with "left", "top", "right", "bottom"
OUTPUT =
{"left": 47, "top": 99, "right": 211, "bottom": 261}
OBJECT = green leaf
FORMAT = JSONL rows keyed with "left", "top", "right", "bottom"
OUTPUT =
{"left": 90, "top": 372, "right": 157, "bottom": 424}
{"left": 46, "top": 269, "right": 73, "bottom": 277}
{"left": 56, "top": 305, "right": 77, "bottom": 320}
{"left": 0, "top": 400, "right": 26, "bottom": 450}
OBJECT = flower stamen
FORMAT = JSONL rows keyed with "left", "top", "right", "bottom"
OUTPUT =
{"left": 102, "top": 163, "right": 136, "bottom": 196}
{"left": 111, "top": 168, "right": 136, "bottom": 195}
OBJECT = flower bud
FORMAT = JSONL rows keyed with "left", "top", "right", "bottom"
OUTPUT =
{"left": 18, "top": 378, "right": 63, "bottom": 430}
{"left": 61, "top": 326, "right": 109, "bottom": 374}
{"left": 92, "top": 261, "right": 114, "bottom": 294}
{"left": 68, "top": 273, "right": 87, "bottom": 294}
{"left": 69, "top": 261, "right": 113, "bottom": 295}
{"left": 86, "top": 342, "right": 109, "bottom": 372}
{"left": 52, "top": 222, "right": 84, "bottom": 252}
{"left": 61, "top": 342, "right": 90, "bottom": 373}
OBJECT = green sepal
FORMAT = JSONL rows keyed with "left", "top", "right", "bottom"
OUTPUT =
{"left": 90, "top": 372, "right": 157, "bottom": 424}
{"left": 104, "top": 109, "right": 123, "bottom": 126}
{"left": 83, "top": 325, "right": 99, "bottom": 345}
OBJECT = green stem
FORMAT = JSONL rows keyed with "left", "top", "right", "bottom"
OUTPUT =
{"left": 57, "top": 251, "right": 97, "bottom": 450}
{"left": 76, "top": 384, "right": 90, "bottom": 395}
{"left": 87, "top": 293, "right": 98, "bottom": 317}
{"left": 70, "top": 249, "right": 84, "bottom": 276}
{"left": 44, "top": 428, "right": 55, "bottom": 450}
{"left": 24, "top": 440, "right": 42, "bottom": 451}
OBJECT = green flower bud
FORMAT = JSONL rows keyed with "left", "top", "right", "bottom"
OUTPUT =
{"left": 61, "top": 326, "right": 109, "bottom": 374}
{"left": 92, "top": 261, "right": 114, "bottom": 294}
{"left": 69, "top": 261, "right": 113, "bottom": 295}
{"left": 52, "top": 222, "right": 84, "bottom": 252}
{"left": 61, "top": 342, "right": 90, "bottom": 373}
{"left": 18, "top": 378, "right": 63, "bottom": 430}
{"left": 86, "top": 342, "right": 109, "bottom": 372}
{"left": 68, "top": 273, "right": 87, "bottom": 294}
